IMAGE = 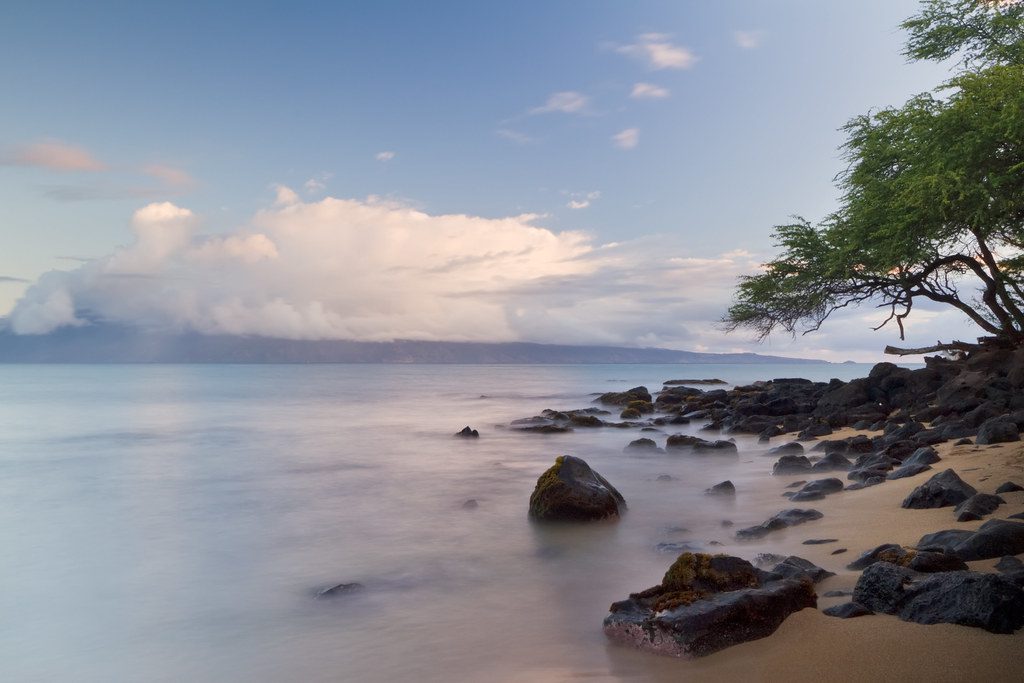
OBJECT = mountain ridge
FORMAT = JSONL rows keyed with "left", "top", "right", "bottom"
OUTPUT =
{"left": 0, "top": 323, "right": 830, "bottom": 364}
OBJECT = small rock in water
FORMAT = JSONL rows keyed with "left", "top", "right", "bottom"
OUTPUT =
{"left": 705, "top": 480, "right": 735, "bottom": 496}
{"left": 735, "top": 509, "right": 823, "bottom": 540}
{"left": 831, "top": 548, "right": 848, "bottom": 555}
{"left": 316, "top": 582, "right": 365, "bottom": 599}
{"left": 656, "top": 474, "right": 673, "bottom": 481}
{"left": 455, "top": 426, "right": 480, "bottom": 438}
{"left": 461, "top": 498, "right": 479, "bottom": 510}
{"left": 803, "top": 538, "right": 838, "bottom": 545}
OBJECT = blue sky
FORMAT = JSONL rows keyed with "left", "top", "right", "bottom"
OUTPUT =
{"left": 0, "top": 1, "right": 971, "bottom": 359}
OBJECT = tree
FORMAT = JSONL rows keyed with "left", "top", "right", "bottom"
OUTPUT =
{"left": 724, "top": 0, "right": 1024, "bottom": 354}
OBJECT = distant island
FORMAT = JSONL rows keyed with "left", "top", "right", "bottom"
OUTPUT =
{"left": 0, "top": 322, "right": 829, "bottom": 364}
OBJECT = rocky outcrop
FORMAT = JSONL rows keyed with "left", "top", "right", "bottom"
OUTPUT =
{"left": 528, "top": 455, "right": 626, "bottom": 522}
{"left": 603, "top": 553, "right": 816, "bottom": 658}
{"left": 853, "top": 563, "right": 1024, "bottom": 634}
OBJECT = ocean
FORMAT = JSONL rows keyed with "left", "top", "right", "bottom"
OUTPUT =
{"left": 0, "top": 362, "right": 885, "bottom": 681}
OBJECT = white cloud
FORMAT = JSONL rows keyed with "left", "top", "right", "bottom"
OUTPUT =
{"left": 304, "top": 172, "right": 332, "bottom": 194}
{"left": 630, "top": 82, "right": 670, "bottom": 99}
{"left": 5, "top": 139, "right": 106, "bottom": 172}
{"left": 273, "top": 184, "right": 300, "bottom": 206}
{"left": 615, "top": 34, "right": 697, "bottom": 70}
{"left": 612, "top": 128, "right": 639, "bottom": 150}
{"left": 376, "top": 151, "right": 396, "bottom": 162}
{"left": 565, "top": 190, "right": 600, "bottom": 210}
{"left": 496, "top": 128, "right": 536, "bottom": 144}
{"left": 529, "top": 91, "right": 590, "bottom": 115}
{"left": 734, "top": 30, "right": 765, "bottom": 49}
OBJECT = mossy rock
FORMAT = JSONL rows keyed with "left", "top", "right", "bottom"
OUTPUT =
{"left": 626, "top": 400, "right": 654, "bottom": 414}
{"left": 620, "top": 408, "right": 642, "bottom": 419}
{"left": 528, "top": 455, "right": 626, "bottom": 521}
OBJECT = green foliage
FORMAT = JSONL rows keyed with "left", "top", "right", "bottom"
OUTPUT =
{"left": 726, "top": 1, "right": 1024, "bottom": 346}
{"left": 903, "top": 0, "right": 1024, "bottom": 67}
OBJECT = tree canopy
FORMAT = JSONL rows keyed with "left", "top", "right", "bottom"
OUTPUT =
{"left": 724, "top": 0, "right": 1024, "bottom": 353}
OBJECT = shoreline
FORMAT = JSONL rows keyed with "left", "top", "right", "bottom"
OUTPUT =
{"left": 515, "top": 364, "right": 1024, "bottom": 681}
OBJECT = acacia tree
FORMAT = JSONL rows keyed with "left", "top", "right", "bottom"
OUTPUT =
{"left": 724, "top": 0, "right": 1024, "bottom": 354}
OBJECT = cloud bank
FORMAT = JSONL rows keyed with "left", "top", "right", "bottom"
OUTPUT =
{"left": 6, "top": 193, "right": 980, "bottom": 360}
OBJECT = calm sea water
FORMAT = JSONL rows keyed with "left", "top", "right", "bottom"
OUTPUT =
{"left": 0, "top": 363, "right": 886, "bottom": 682}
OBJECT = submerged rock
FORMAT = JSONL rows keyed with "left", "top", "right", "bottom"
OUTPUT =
{"left": 528, "top": 455, "right": 626, "bottom": 522}
{"left": 625, "top": 437, "right": 662, "bottom": 452}
{"left": 666, "top": 434, "right": 738, "bottom": 454}
{"left": 772, "top": 455, "right": 813, "bottom": 475}
{"left": 455, "top": 426, "right": 480, "bottom": 438}
{"left": 603, "top": 553, "right": 816, "bottom": 658}
{"left": 853, "top": 563, "right": 1024, "bottom": 634}
{"left": 315, "top": 582, "right": 365, "bottom": 599}
{"left": 901, "top": 469, "right": 978, "bottom": 509}
{"left": 735, "top": 509, "right": 823, "bottom": 540}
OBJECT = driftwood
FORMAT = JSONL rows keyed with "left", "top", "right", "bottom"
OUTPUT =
{"left": 883, "top": 340, "right": 980, "bottom": 357}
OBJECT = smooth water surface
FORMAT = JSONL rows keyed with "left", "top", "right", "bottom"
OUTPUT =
{"left": 0, "top": 363, "right": 883, "bottom": 682}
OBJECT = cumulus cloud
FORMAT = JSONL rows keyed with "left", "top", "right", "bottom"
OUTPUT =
{"left": 630, "top": 82, "right": 670, "bottom": 99}
{"left": 375, "top": 151, "right": 396, "bottom": 162}
{"left": 4, "top": 139, "right": 106, "bottom": 172}
{"left": 734, "top": 30, "right": 765, "bottom": 49}
{"left": 612, "top": 128, "right": 639, "bottom": 150}
{"left": 530, "top": 91, "right": 590, "bottom": 115}
{"left": 615, "top": 34, "right": 697, "bottom": 70}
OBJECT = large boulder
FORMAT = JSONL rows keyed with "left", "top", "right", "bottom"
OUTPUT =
{"left": 853, "top": 563, "right": 1024, "bottom": 634}
{"left": 901, "top": 469, "right": 978, "bottom": 509}
{"left": 976, "top": 417, "right": 1020, "bottom": 445}
{"left": 528, "top": 455, "right": 626, "bottom": 521}
{"left": 603, "top": 553, "right": 816, "bottom": 658}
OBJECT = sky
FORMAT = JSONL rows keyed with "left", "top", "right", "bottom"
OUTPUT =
{"left": 0, "top": 0, "right": 979, "bottom": 360}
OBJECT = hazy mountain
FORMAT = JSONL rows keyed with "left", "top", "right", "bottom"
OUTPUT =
{"left": 0, "top": 322, "right": 828, "bottom": 364}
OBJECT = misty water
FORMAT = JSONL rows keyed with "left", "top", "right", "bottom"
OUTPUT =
{"left": 0, "top": 363, "right": 886, "bottom": 681}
